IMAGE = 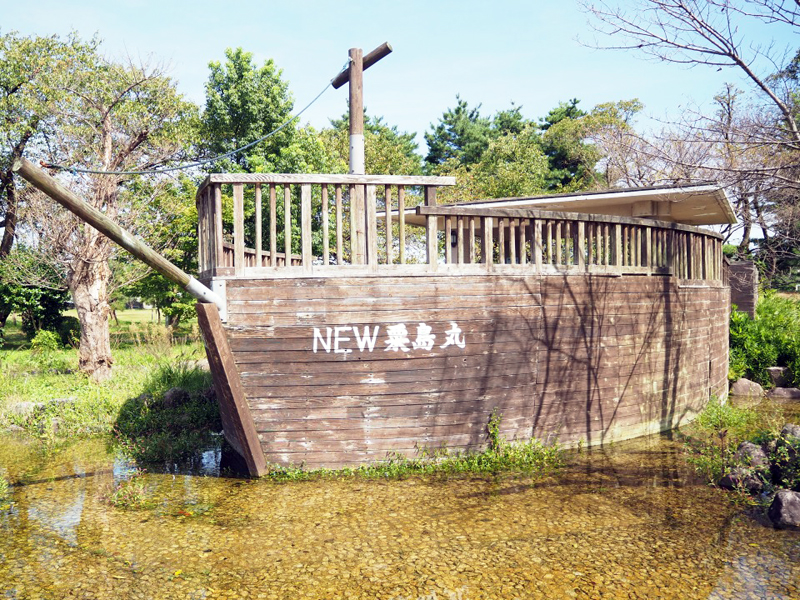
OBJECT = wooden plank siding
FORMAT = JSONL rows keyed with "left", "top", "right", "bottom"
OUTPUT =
{"left": 213, "top": 273, "right": 729, "bottom": 469}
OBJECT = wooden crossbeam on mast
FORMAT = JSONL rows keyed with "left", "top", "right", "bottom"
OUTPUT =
{"left": 330, "top": 42, "right": 392, "bottom": 264}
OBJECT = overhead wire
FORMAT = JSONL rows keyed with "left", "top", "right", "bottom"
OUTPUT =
{"left": 40, "top": 60, "right": 349, "bottom": 177}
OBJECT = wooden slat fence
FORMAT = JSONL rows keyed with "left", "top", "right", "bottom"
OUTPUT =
{"left": 196, "top": 174, "right": 724, "bottom": 282}
{"left": 422, "top": 206, "right": 724, "bottom": 280}
{"left": 196, "top": 174, "right": 454, "bottom": 278}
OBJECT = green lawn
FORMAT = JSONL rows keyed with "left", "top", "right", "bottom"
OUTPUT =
{"left": 0, "top": 311, "right": 209, "bottom": 441}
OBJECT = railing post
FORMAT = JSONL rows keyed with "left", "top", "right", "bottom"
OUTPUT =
{"left": 533, "top": 220, "right": 542, "bottom": 272}
{"left": 284, "top": 184, "right": 292, "bottom": 267}
{"left": 301, "top": 183, "right": 312, "bottom": 272}
{"left": 384, "top": 185, "right": 392, "bottom": 266}
{"left": 482, "top": 216, "right": 493, "bottom": 270}
{"left": 555, "top": 222, "right": 562, "bottom": 266}
{"left": 457, "top": 216, "right": 465, "bottom": 265}
{"left": 269, "top": 184, "right": 277, "bottom": 267}
{"left": 366, "top": 184, "right": 378, "bottom": 270}
{"left": 444, "top": 214, "right": 453, "bottom": 264}
{"left": 335, "top": 185, "right": 343, "bottom": 265}
{"left": 509, "top": 219, "right": 517, "bottom": 264}
{"left": 350, "top": 184, "right": 366, "bottom": 264}
{"left": 614, "top": 224, "right": 622, "bottom": 271}
{"left": 255, "top": 184, "right": 262, "bottom": 268}
{"left": 425, "top": 185, "right": 438, "bottom": 270}
{"left": 214, "top": 184, "right": 223, "bottom": 271}
{"left": 398, "top": 186, "right": 406, "bottom": 264}
{"left": 498, "top": 218, "right": 506, "bottom": 264}
{"left": 322, "top": 185, "right": 330, "bottom": 265}
{"left": 233, "top": 183, "right": 245, "bottom": 276}
{"left": 468, "top": 217, "right": 476, "bottom": 264}
{"left": 577, "top": 221, "right": 585, "bottom": 271}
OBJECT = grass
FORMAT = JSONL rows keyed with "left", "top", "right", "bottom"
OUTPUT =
{"left": 104, "top": 468, "right": 154, "bottom": 510}
{"left": 261, "top": 415, "right": 565, "bottom": 482}
{"left": 0, "top": 311, "right": 219, "bottom": 464}
{"left": 682, "top": 397, "right": 783, "bottom": 486}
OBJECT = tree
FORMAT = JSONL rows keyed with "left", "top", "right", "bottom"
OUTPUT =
{"left": 201, "top": 47, "right": 295, "bottom": 173}
{"left": 11, "top": 35, "right": 197, "bottom": 380}
{"left": 424, "top": 96, "right": 491, "bottom": 168}
{"left": 321, "top": 110, "right": 422, "bottom": 175}
{"left": 539, "top": 99, "right": 600, "bottom": 190}
{"left": 424, "top": 97, "right": 534, "bottom": 169}
{"left": 437, "top": 125, "right": 550, "bottom": 202}
{"left": 583, "top": 0, "right": 800, "bottom": 281}
{"left": 583, "top": 0, "right": 800, "bottom": 147}
{"left": 0, "top": 32, "right": 98, "bottom": 329}
{"left": 117, "top": 176, "right": 199, "bottom": 328}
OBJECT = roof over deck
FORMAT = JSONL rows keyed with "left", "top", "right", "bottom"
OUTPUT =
{"left": 403, "top": 184, "right": 736, "bottom": 227}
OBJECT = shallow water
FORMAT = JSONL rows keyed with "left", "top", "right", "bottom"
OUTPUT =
{"left": 1, "top": 428, "right": 799, "bottom": 599}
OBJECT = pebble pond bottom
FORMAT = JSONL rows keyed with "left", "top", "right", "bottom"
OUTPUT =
{"left": 0, "top": 431, "right": 799, "bottom": 599}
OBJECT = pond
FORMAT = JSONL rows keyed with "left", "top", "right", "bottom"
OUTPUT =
{"left": 1, "top": 422, "right": 799, "bottom": 598}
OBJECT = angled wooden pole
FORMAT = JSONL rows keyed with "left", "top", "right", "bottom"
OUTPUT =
{"left": 12, "top": 157, "right": 224, "bottom": 311}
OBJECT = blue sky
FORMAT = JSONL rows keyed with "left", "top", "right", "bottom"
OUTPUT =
{"left": 3, "top": 0, "right": 797, "bottom": 151}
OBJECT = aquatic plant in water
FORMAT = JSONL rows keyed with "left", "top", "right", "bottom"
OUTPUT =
{"left": 105, "top": 469, "right": 153, "bottom": 510}
{"left": 262, "top": 410, "right": 565, "bottom": 482}
{"left": 0, "top": 473, "right": 11, "bottom": 510}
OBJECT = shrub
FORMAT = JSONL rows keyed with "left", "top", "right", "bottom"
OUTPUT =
{"left": 57, "top": 316, "right": 81, "bottom": 347}
{"left": 105, "top": 469, "right": 153, "bottom": 510}
{"left": 729, "top": 292, "right": 800, "bottom": 387}
{"left": 30, "top": 329, "right": 62, "bottom": 354}
{"left": 684, "top": 397, "right": 761, "bottom": 484}
{"left": 695, "top": 397, "right": 757, "bottom": 435}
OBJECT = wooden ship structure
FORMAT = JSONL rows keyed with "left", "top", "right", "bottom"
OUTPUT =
{"left": 15, "top": 45, "right": 733, "bottom": 477}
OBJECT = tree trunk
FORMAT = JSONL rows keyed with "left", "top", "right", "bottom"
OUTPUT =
{"left": 70, "top": 256, "right": 113, "bottom": 382}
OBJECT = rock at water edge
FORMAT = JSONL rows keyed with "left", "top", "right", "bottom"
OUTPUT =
{"left": 768, "top": 490, "right": 800, "bottom": 529}
{"left": 730, "top": 378, "right": 764, "bottom": 398}
{"left": 768, "top": 388, "right": 800, "bottom": 400}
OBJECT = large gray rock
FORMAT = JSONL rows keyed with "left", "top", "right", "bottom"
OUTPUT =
{"left": 767, "top": 367, "right": 791, "bottom": 388}
{"left": 8, "top": 402, "right": 42, "bottom": 417}
{"left": 773, "top": 425, "right": 800, "bottom": 489}
{"left": 768, "top": 387, "right": 800, "bottom": 400}
{"left": 735, "top": 441, "right": 770, "bottom": 470}
{"left": 719, "top": 467, "right": 764, "bottom": 493}
{"left": 769, "top": 490, "right": 800, "bottom": 529}
{"left": 780, "top": 424, "right": 800, "bottom": 443}
{"left": 730, "top": 378, "right": 764, "bottom": 398}
{"left": 163, "top": 387, "right": 190, "bottom": 409}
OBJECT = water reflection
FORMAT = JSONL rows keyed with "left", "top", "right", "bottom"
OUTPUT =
{"left": 0, "top": 431, "right": 798, "bottom": 599}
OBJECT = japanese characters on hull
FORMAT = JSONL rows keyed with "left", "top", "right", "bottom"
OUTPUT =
{"left": 313, "top": 322, "right": 466, "bottom": 356}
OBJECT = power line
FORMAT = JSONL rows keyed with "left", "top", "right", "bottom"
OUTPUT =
{"left": 42, "top": 74, "right": 337, "bottom": 177}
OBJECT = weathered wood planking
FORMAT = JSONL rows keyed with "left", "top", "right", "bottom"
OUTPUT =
{"left": 195, "top": 303, "right": 268, "bottom": 477}
{"left": 209, "top": 272, "right": 728, "bottom": 470}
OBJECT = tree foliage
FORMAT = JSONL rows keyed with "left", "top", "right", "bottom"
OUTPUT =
{"left": 424, "top": 97, "right": 533, "bottom": 169}
{"left": 201, "top": 47, "right": 295, "bottom": 173}
{"left": 322, "top": 110, "right": 422, "bottom": 175}
{"left": 428, "top": 96, "right": 640, "bottom": 200}
{"left": 5, "top": 32, "right": 197, "bottom": 380}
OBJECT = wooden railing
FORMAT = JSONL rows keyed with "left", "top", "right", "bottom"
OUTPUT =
{"left": 424, "top": 206, "right": 724, "bottom": 280}
{"left": 196, "top": 174, "right": 725, "bottom": 282}
{"left": 195, "top": 173, "right": 453, "bottom": 278}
